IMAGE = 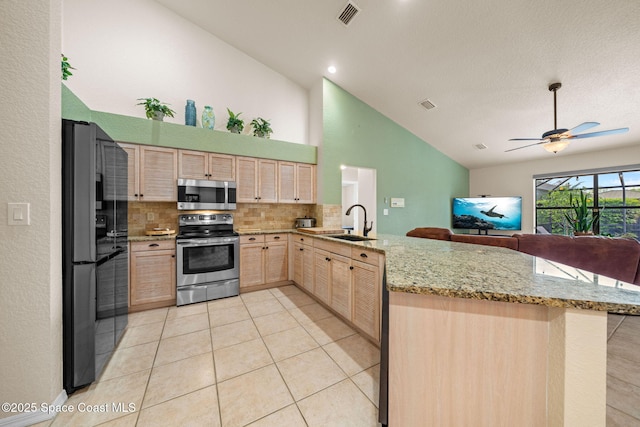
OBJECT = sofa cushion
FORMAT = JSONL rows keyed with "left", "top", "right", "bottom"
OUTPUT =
{"left": 514, "top": 234, "right": 640, "bottom": 284}
{"left": 450, "top": 234, "right": 518, "bottom": 250}
{"left": 406, "top": 227, "right": 452, "bottom": 241}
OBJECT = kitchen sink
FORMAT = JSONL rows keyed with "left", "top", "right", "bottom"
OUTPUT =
{"left": 327, "top": 234, "right": 376, "bottom": 242}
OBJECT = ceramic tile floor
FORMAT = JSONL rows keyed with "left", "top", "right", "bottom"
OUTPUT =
{"left": 44, "top": 285, "right": 381, "bottom": 427}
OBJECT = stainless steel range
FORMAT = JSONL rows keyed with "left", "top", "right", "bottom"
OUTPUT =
{"left": 176, "top": 213, "right": 239, "bottom": 306}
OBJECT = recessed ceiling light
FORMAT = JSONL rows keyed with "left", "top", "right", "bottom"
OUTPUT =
{"left": 328, "top": 65, "right": 337, "bottom": 74}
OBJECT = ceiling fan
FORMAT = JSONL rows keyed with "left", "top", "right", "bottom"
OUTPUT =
{"left": 506, "top": 82, "right": 629, "bottom": 153}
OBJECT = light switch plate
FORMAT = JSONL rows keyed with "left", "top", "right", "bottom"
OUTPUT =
{"left": 390, "top": 198, "right": 405, "bottom": 208}
{"left": 8, "top": 203, "right": 30, "bottom": 226}
{"left": 383, "top": 209, "right": 389, "bottom": 215}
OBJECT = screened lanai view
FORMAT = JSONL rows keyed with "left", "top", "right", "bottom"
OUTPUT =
{"left": 535, "top": 169, "right": 640, "bottom": 240}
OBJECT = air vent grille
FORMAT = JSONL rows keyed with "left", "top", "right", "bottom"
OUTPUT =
{"left": 474, "top": 143, "right": 488, "bottom": 150}
{"left": 337, "top": 2, "right": 360, "bottom": 26}
{"left": 419, "top": 99, "right": 436, "bottom": 110}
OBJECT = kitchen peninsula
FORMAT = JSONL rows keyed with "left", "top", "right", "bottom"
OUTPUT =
{"left": 355, "top": 234, "right": 640, "bottom": 427}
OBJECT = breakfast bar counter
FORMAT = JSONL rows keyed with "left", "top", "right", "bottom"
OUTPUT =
{"left": 348, "top": 234, "right": 640, "bottom": 427}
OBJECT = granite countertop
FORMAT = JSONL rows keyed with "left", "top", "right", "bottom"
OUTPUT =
{"left": 374, "top": 234, "right": 640, "bottom": 314}
{"left": 129, "top": 229, "right": 640, "bottom": 314}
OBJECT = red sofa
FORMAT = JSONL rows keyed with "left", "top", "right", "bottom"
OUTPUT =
{"left": 406, "top": 227, "right": 640, "bottom": 285}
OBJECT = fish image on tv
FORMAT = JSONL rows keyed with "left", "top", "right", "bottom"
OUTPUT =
{"left": 452, "top": 197, "right": 522, "bottom": 231}
{"left": 480, "top": 205, "right": 506, "bottom": 218}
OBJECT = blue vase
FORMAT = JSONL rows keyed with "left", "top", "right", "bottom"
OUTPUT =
{"left": 202, "top": 106, "right": 215, "bottom": 130}
{"left": 185, "top": 100, "right": 196, "bottom": 126}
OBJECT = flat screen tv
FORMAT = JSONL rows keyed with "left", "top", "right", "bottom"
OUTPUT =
{"left": 452, "top": 196, "right": 522, "bottom": 231}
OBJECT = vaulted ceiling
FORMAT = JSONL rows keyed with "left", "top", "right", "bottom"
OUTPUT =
{"left": 156, "top": 0, "right": 640, "bottom": 169}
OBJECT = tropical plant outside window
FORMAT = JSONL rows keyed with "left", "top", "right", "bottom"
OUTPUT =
{"left": 535, "top": 170, "right": 640, "bottom": 240}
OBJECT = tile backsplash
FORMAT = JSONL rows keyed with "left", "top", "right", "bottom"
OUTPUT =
{"left": 128, "top": 202, "right": 325, "bottom": 235}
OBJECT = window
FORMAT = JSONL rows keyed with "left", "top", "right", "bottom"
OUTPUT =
{"left": 535, "top": 168, "right": 640, "bottom": 240}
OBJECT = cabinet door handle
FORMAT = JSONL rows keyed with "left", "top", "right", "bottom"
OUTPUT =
{"left": 172, "top": 255, "right": 175, "bottom": 258}
{"left": 360, "top": 253, "right": 368, "bottom": 258}
{"left": 149, "top": 243, "right": 159, "bottom": 247}
{"left": 350, "top": 266, "right": 354, "bottom": 270}
{"left": 325, "top": 257, "right": 331, "bottom": 262}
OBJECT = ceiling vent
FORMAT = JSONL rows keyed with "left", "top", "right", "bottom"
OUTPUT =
{"left": 337, "top": 2, "right": 360, "bottom": 26}
{"left": 419, "top": 99, "right": 436, "bottom": 111}
{"left": 474, "top": 143, "right": 488, "bottom": 150}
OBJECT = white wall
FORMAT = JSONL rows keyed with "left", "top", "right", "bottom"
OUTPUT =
{"left": 470, "top": 145, "right": 640, "bottom": 234}
{"left": 0, "top": 0, "right": 63, "bottom": 419}
{"left": 62, "top": 0, "right": 309, "bottom": 144}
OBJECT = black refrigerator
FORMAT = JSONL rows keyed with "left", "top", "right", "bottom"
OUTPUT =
{"left": 62, "top": 119, "right": 128, "bottom": 394}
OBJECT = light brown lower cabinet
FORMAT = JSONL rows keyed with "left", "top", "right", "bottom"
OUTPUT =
{"left": 129, "top": 240, "right": 176, "bottom": 312}
{"left": 240, "top": 234, "right": 288, "bottom": 290}
{"left": 296, "top": 237, "right": 383, "bottom": 344}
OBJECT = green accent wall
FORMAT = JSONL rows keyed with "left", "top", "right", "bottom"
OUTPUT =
{"left": 322, "top": 79, "right": 469, "bottom": 235}
{"left": 61, "top": 85, "right": 316, "bottom": 164}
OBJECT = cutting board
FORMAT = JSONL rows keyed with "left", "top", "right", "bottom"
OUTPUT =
{"left": 296, "top": 227, "right": 345, "bottom": 235}
{"left": 145, "top": 229, "right": 175, "bottom": 236}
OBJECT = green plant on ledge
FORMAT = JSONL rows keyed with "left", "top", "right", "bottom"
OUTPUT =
{"left": 61, "top": 54, "right": 75, "bottom": 80}
{"left": 563, "top": 190, "right": 601, "bottom": 235}
{"left": 226, "top": 108, "right": 244, "bottom": 134}
{"left": 136, "top": 98, "right": 175, "bottom": 121}
{"left": 250, "top": 117, "right": 272, "bottom": 138}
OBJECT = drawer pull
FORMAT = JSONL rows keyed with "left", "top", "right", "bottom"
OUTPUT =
{"left": 300, "top": 238, "right": 304, "bottom": 242}
{"left": 299, "top": 248, "right": 304, "bottom": 251}
{"left": 274, "top": 236, "right": 280, "bottom": 240}
{"left": 360, "top": 253, "right": 368, "bottom": 258}
{"left": 149, "top": 243, "right": 160, "bottom": 247}
{"left": 249, "top": 237, "right": 256, "bottom": 241}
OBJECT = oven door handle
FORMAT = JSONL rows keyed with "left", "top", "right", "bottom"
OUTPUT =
{"left": 177, "top": 237, "right": 239, "bottom": 246}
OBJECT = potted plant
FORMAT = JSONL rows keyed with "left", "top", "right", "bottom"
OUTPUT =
{"left": 226, "top": 108, "right": 244, "bottom": 134}
{"left": 250, "top": 117, "right": 272, "bottom": 138}
{"left": 563, "top": 190, "right": 601, "bottom": 235}
{"left": 61, "top": 54, "right": 75, "bottom": 80}
{"left": 136, "top": 98, "right": 175, "bottom": 121}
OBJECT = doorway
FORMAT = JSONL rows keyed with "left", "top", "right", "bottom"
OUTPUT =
{"left": 341, "top": 166, "right": 376, "bottom": 234}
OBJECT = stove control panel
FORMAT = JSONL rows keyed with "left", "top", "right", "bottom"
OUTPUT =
{"left": 178, "top": 213, "right": 233, "bottom": 226}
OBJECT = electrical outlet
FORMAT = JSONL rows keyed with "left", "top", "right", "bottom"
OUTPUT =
{"left": 146, "top": 212, "right": 154, "bottom": 221}
{"left": 8, "top": 203, "right": 30, "bottom": 226}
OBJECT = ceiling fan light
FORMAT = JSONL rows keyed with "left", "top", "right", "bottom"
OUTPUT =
{"left": 542, "top": 140, "right": 570, "bottom": 153}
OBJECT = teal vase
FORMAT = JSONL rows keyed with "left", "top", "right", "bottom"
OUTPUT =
{"left": 185, "top": 100, "right": 196, "bottom": 126}
{"left": 202, "top": 106, "right": 215, "bottom": 130}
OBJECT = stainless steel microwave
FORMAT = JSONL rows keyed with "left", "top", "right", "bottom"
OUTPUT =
{"left": 177, "top": 179, "right": 237, "bottom": 210}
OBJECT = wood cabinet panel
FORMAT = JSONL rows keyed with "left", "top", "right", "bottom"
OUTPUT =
{"left": 265, "top": 241, "right": 288, "bottom": 284}
{"left": 258, "top": 159, "right": 278, "bottom": 203}
{"left": 313, "top": 249, "right": 331, "bottom": 304}
{"left": 330, "top": 254, "right": 352, "bottom": 319}
{"left": 178, "top": 150, "right": 208, "bottom": 180}
{"left": 139, "top": 146, "right": 177, "bottom": 201}
{"left": 119, "top": 143, "right": 140, "bottom": 201}
{"left": 236, "top": 156, "right": 278, "bottom": 203}
{"left": 352, "top": 260, "right": 380, "bottom": 341}
{"left": 129, "top": 241, "right": 176, "bottom": 310}
{"left": 240, "top": 234, "right": 288, "bottom": 290}
{"left": 208, "top": 153, "right": 235, "bottom": 181}
{"left": 240, "top": 242, "right": 265, "bottom": 288}
{"left": 278, "top": 161, "right": 315, "bottom": 203}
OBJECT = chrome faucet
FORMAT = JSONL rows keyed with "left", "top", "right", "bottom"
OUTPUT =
{"left": 345, "top": 204, "right": 373, "bottom": 237}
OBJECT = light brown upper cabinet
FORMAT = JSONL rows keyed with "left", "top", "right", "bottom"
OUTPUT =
{"left": 278, "top": 161, "right": 316, "bottom": 204}
{"left": 139, "top": 146, "right": 177, "bottom": 201}
{"left": 119, "top": 143, "right": 177, "bottom": 201}
{"left": 178, "top": 150, "right": 235, "bottom": 181}
{"left": 119, "top": 143, "right": 140, "bottom": 201}
{"left": 236, "top": 156, "right": 278, "bottom": 203}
